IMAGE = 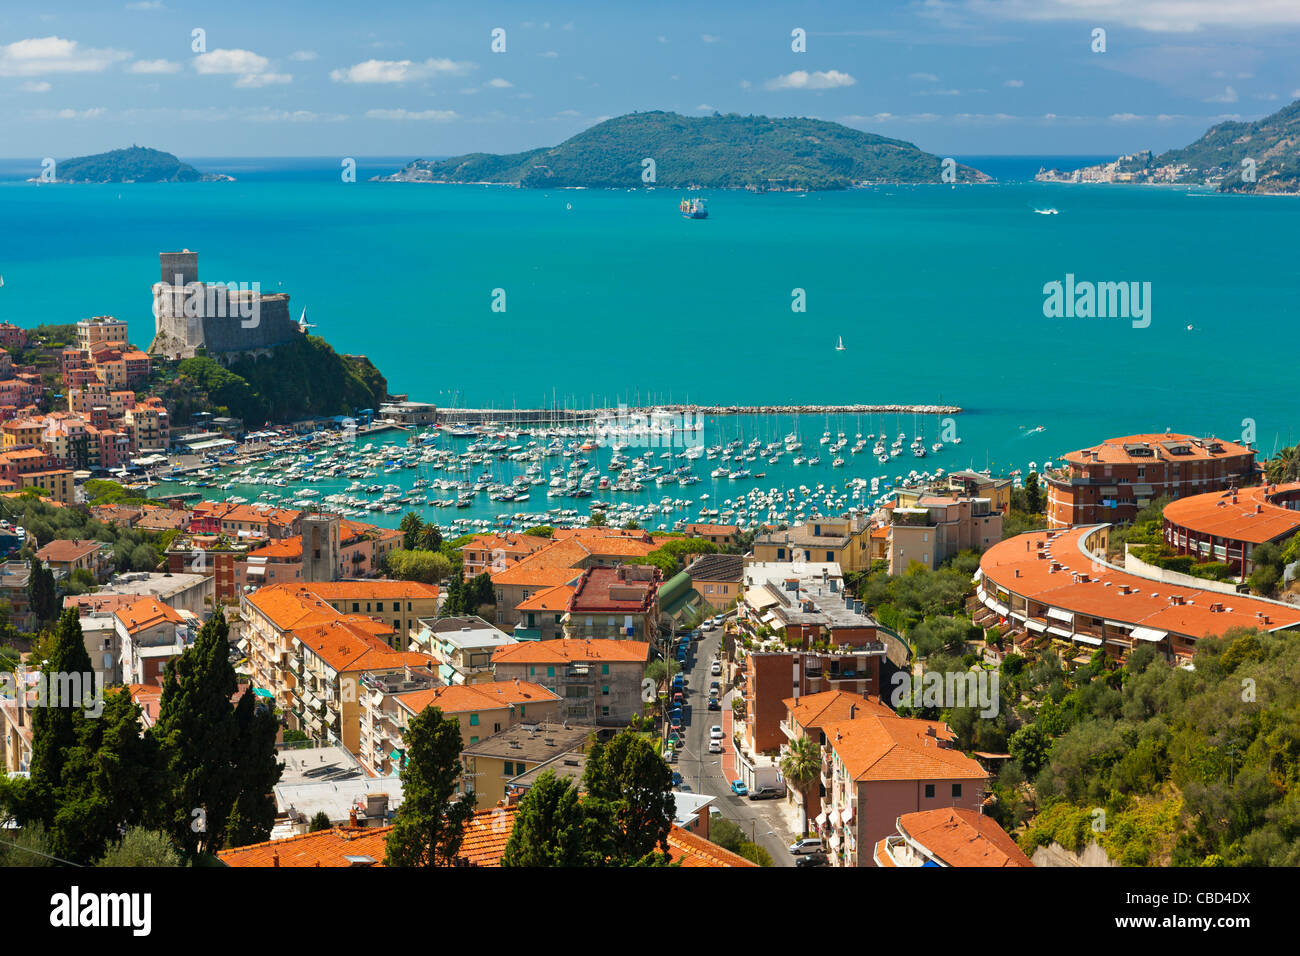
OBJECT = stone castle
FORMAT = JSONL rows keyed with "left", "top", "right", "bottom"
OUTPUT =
{"left": 148, "top": 250, "right": 305, "bottom": 362}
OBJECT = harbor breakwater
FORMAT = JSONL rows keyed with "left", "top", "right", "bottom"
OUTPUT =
{"left": 435, "top": 403, "right": 962, "bottom": 425}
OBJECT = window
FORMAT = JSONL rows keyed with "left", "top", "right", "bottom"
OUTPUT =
{"left": 504, "top": 761, "right": 514, "bottom": 775}
{"left": 925, "top": 784, "right": 935, "bottom": 798}
{"left": 493, "top": 723, "right": 502, "bottom": 732}
{"left": 826, "top": 551, "right": 833, "bottom": 562}
{"left": 352, "top": 602, "right": 359, "bottom": 612}
{"left": 601, "top": 706, "right": 610, "bottom": 716}
{"left": 469, "top": 713, "right": 479, "bottom": 726}
{"left": 952, "top": 783, "right": 962, "bottom": 798}
{"left": 602, "top": 686, "right": 610, "bottom": 696}
{"left": 516, "top": 763, "right": 526, "bottom": 773}
{"left": 529, "top": 666, "right": 535, "bottom": 676}
{"left": 376, "top": 602, "right": 384, "bottom": 612}
{"left": 469, "top": 736, "right": 478, "bottom": 745}
{"left": 546, "top": 666, "right": 555, "bottom": 678}
{"left": 777, "top": 547, "right": 786, "bottom": 560}
{"left": 601, "top": 664, "right": 609, "bottom": 675}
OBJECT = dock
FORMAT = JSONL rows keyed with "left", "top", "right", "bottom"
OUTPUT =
{"left": 434, "top": 403, "right": 961, "bottom": 425}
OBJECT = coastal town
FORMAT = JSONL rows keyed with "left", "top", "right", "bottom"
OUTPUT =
{"left": 1, "top": 249, "right": 1297, "bottom": 871}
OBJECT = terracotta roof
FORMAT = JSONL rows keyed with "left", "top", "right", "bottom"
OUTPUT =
{"left": 1060, "top": 432, "right": 1254, "bottom": 467}
{"left": 307, "top": 581, "right": 440, "bottom": 601}
{"left": 896, "top": 807, "right": 1033, "bottom": 867}
{"left": 683, "top": 523, "right": 740, "bottom": 536}
{"left": 1162, "top": 482, "right": 1300, "bottom": 546}
{"left": 460, "top": 533, "right": 551, "bottom": 557}
{"left": 292, "top": 619, "right": 422, "bottom": 673}
{"left": 245, "top": 584, "right": 340, "bottom": 631}
{"left": 36, "top": 538, "right": 106, "bottom": 563}
{"left": 395, "top": 680, "right": 559, "bottom": 716}
{"left": 64, "top": 593, "right": 141, "bottom": 614}
{"left": 218, "top": 827, "right": 392, "bottom": 867}
{"left": 567, "top": 565, "right": 661, "bottom": 614}
{"left": 979, "top": 526, "right": 1300, "bottom": 640}
{"left": 782, "top": 690, "right": 894, "bottom": 733}
{"left": 822, "top": 714, "right": 986, "bottom": 784}
{"left": 515, "top": 584, "right": 576, "bottom": 612}
{"left": 491, "top": 638, "right": 651, "bottom": 666}
{"left": 114, "top": 597, "right": 186, "bottom": 636}
{"left": 684, "top": 553, "right": 744, "bottom": 583}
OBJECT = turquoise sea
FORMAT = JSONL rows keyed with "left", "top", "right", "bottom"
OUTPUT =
{"left": 0, "top": 155, "right": 1296, "bottom": 528}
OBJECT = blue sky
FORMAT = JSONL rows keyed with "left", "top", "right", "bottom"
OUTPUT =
{"left": 2, "top": 0, "right": 1299, "bottom": 158}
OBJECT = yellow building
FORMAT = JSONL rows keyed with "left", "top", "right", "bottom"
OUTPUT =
{"left": 460, "top": 721, "right": 593, "bottom": 806}
{"left": 749, "top": 516, "right": 874, "bottom": 573}
{"left": 20, "top": 469, "right": 74, "bottom": 505}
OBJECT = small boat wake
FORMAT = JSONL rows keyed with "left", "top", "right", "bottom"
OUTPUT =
{"left": 1033, "top": 207, "right": 1059, "bottom": 215}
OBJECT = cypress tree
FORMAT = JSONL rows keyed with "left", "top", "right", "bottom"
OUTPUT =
{"left": 153, "top": 612, "right": 241, "bottom": 857}
{"left": 23, "top": 608, "right": 94, "bottom": 828}
{"left": 225, "top": 688, "right": 283, "bottom": 849}
{"left": 501, "top": 770, "right": 593, "bottom": 867}
{"left": 50, "top": 689, "right": 159, "bottom": 862}
{"left": 384, "top": 706, "right": 475, "bottom": 866}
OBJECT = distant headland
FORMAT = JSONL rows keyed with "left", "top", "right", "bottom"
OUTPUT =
{"left": 28, "top": 146, "right": 234, "bottom": 184}
{"left": 372, "top": 110, "right": 992, "bottom": 191}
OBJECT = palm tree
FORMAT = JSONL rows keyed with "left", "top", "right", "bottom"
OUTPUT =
{"left": 1267, "top": 446, "right": 1299, "bottom": 484}
{"left": 780, "top": 735, "right": 822, "bottom": 837}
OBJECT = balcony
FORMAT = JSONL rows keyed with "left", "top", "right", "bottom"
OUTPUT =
{"left": 563, "top": 668, "right": 594, "bottom": 683}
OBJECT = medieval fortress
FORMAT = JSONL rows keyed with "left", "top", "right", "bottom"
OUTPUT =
{"left": 148, "top": 250, "right": 305, "bottom": 362}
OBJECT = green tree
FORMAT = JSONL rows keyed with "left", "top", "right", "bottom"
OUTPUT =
{"left": 309, "top": 811, "right": 332, "bottom": 832}
{"left": 417, "top": 524, "right": 443, "bottom": 552}
{"left": 501, "top": 771, "right": 594, "bottom": 866}
{"left": 27, "top": 559, "right": 58, "bottom": 624}
{"left": 400, "top": 512, "right": 424, "bottom": 551}
{"left": 384, "top": 706, "right": 476, "bottom": 866}
{"left": 20, "top": 609, "right": 94, "bottom": 828}
{"left": 779, "top": 735, "right": 822, "bottom": 837}
{"left": 225, "top": 687, "right": 283, "bottom": 849}
{"left": 0, "top": 822, "right": 57, "bottom": 867}
{"left": 97, "top": 827, "right": 182, "bottom": 867}
{"left": 152, "top": 613, "right": 247, "bottom": 857}
{"left": 581, "top": 729, "right": 674, "bottom": 864}
{"left": 736, "top": 842, "right": 773, "bottom": 866}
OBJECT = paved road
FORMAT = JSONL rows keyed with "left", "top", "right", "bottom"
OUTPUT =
{"left": 669, "top": 621, "right": 795, "bottom": 867}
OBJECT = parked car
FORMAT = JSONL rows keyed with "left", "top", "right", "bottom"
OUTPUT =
{"left": 711, "top": 661, "right": 722, "bottom": 676}
{"left": 709, "top": 680, "right": 721, "bottom": 693}
{"left": 748, "top": 786, "right": 784, "bottom": 801}
{"left": 707, "top": 698, "right": 721, "bottom": 711}
{"left": 789, "top": 837, "right": 825, "bottom": 855}
{"left": 713, "top": 614, "right": 726, "bottom": 625}
{"left": 708, "top": 739, "right": 722, "bottom": 753}
{"left": 671, "top": 772, "right": 683, "bottom": 787}
{"left": 796, "top": 852, "right": 829, "bottom": 867}
{"left": 729, "top": 780, "right": 748, "bottom": 796}
{"left": 709, "top": 725, "right": 723, "bottom": 740}
{"left": 701, "top": 621, "right": 715, "bottom": 631}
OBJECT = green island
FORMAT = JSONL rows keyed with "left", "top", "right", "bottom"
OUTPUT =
{"left": 38, "top": 146, "right": 233, "bottom": 184}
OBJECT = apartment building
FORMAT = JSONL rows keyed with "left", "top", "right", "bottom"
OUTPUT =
{"left": 304, "top": 580, "right": 440, "bottom": 651}
{"left": 408, "top": 615, "right": 518, "bottom": 684}
{"left": 460, "top": 722, "right": 593, "bottom": 807}
{"left": 884, "top": 494, "right": 1003, "bottom": 573}
{"left": 1161, "top": 482, "right": 1300, "bottom": 576}
{"left": 114, "top": 597, "right": 201, "bottom": 686}
{"left": 874, "top": 807, "right": 1032, "bottom": 868}
{"left": 1044, "top": 432, "right": 1257, "bottom": 529}
{"left": 562, "top": 564, "right": 661, "bottom": 641}
{"left": 750, "top": 515, "right": 874, "bottom": 573}
{"left": 490, "top": 638, "right": 651, "bottom": 726}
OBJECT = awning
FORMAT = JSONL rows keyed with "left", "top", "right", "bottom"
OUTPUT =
{"left": 1046, "top": 626, "right": 1072, "bottom": 639}
{"left": 991, "top": 602, "right": 1010, "bottom": 616}
{"left": 1131, "top": 626, "right": 1169, "bottom": 643}
{"left": 1072, "top": 634, "right": 1103, "bottom": 647}
{"left": 1046, "top": 607, "right": 1074, "bottom": 623}
{"left": 1025, "top": 620, "right": 1048, "bottom": 633}
{"left": 253, "top": 687, "right": 273, "bottom": 698}
{"left": 815, "top": 811, "right": 828, "bottom": 827}
{"left": 828, "top": 833, "right": 841, "bottom": 850}
{"left": 840, "top": 806, "right": 854, "bottom": 824}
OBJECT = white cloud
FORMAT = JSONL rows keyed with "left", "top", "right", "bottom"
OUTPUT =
{"left": 1004, "top": 78, "right": 1024, "bottom": 87}
{"left": 193, "top": 49, "right": 269, "bottom": 75}
{"left": 128, "top": 58, "right": 180, "bottom": 74}
{"left": 0, "top": 36, "right": 130, "bottom": 76}
{"left": 1205, "top": 85, "right": 1238, "bottom": 102}
{"left": 330, "top": 58, "right": 474, "bottom": 83}
{"left": 697, "top": 103, "right": 714, "bottom": 111}
{"left": 701, "top": 34, "right": 720, "bottom": 43}
{"left": 538, "top": 50, "right": 559, "bottom": 58}
{"left": 32, "top": 106, "right": 107, "bottom": 119}
{"left": 365, "top": 108, "right": 458, "bottom": 120}
{"left": 487, "top": 77, "right": 512, "bottom": 88}
{"left": 288, "top": 50, "right": 318, "bottom": 62}
{"left": 1110, "top": 112, "right": 1143, "bottom": 121}
{"left": 969, "top": 0, "right": 1300, "bottom": 32}
{"left": 235, "top": 72, "right": 291, "bottom": 88}
{"left": 765, "top": 69, "right": 855, "bottom": 90}
{"left": 125, "top": 1, "right": 165, "bottom": 9}
{"left": 20, "top": 80, "right": 51, "bottom": 92}
{"left": 909, "top": 72, "right": 939, "bottom": 82}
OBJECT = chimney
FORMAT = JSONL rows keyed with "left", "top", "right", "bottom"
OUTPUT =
{"left": 348, "top": 807, "right": 358, "bottom": 827}
{"left": 849, "top": 703, "right": 857, "bottom": 719}
{"left": 272, "top": 849, "right": 280, "bottom": 867}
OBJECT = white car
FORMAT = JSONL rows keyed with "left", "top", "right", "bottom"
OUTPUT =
{"left": 708, "top": 739, "right": 722, "bottom": 754}
{"left": 700, "top": 620, "right": 715, "bottom": 631}
{"left": 709, "top": 725, "right": 723, "bottom": 740}
{"left": 711, "top": 661, "right": 722, "bottom": 676}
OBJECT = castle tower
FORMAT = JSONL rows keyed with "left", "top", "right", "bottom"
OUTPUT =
{"left": 301, "top": 513, "right": 341, "bottom": 583}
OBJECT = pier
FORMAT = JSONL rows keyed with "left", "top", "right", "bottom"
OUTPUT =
{"left": 434, "top": 403, "right": 961, "bottom": 425}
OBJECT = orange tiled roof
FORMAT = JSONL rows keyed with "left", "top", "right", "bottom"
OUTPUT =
{"left": 461, "top": 533, "right": 551, "bottom": 557}
{"left": 897, "top": 807, "right": 1033, "bottom": 867}
{"left": 1162, "top": 482, "right": 1300, "bottom": 546}
{"left": 36, "top": 538, "right": 106, "bottom": 563}
{"left": 491, "top": 638, "right": 651, "bottom": 666}
{"left": 683, "top": 523, "right": 740, "bottom": 536}
{"left": 1060, "top": 432, "right": 1253, "bottom": 467}
{"left": 245, "top": 584, "right": 339, "bottom": 631}
{"left": 979, "top": 526, "right": 1300, "bottom": 640}
{"left": 291, "top": 618, "right": 424, "bottom": 673}
{"left": 515, "top": 584, "right": 575, "bottom": 612}
{"left": 305, "top": 581, "right": 440, "bottom": 601}
{"left": 114, "top": 597, "right": 186, "bottom": 635}
{"left": 218, "top": 827, "right": 392, "bottom": 867}
{"left": 395, "top": 680, "right": 560, "bottom": 716}
{"left": 822, "top": 714, "right": 986, "bottom": 784}
{"left": 782, "top": 690, "right": 894, "bottom": 733}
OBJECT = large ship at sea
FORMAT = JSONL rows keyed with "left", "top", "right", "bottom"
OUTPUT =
{"left": 680, "top": 197, "right": 708, "bottom": 219}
